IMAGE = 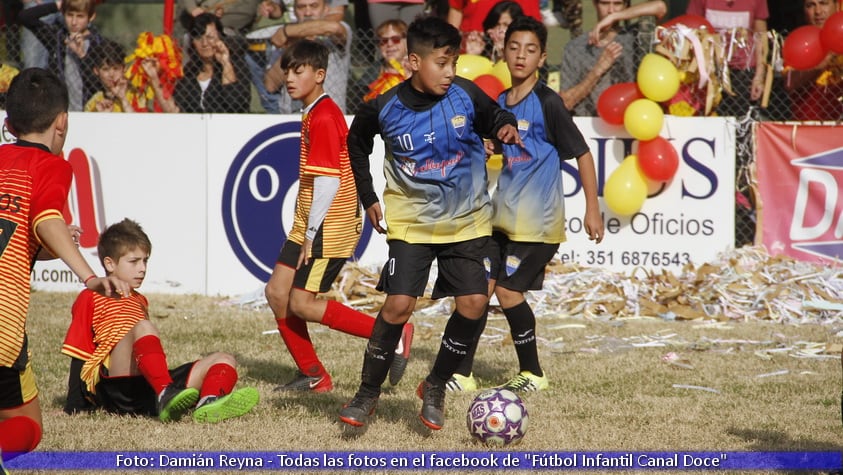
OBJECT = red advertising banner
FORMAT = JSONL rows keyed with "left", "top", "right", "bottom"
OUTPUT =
{"left": 756, "top": 122, "right": 843, "bottom": 265}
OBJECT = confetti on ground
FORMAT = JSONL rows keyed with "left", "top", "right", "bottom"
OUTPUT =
{"left": 227, "top": 246, "right": 843, "bottom": 359}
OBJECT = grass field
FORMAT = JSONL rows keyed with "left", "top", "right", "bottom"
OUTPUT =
{"left": 6, "top": 273, "right": 843, "bottom": 474}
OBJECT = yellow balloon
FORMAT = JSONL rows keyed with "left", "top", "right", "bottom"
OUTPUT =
{"left": 457, "top": 54, "right": 493, "bottom": 80}
{"left": 490, "top": 60, "right": 512, "bottom": 88}
{"left": 624, "top": 98, "right": 664, "bottom": 141}
{"left": 604, "top": 155, "right": 648, "bottom": 216}
{"left": 636, "top": 53, "right": 680, "bottom": 102}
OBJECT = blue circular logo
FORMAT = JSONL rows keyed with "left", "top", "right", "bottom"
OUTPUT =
{"left": 222, "top": 121, "right": 372, "bottom": 282}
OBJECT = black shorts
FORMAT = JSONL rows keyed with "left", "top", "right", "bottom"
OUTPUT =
{"left": 489, "top": 231, "right": 559, "bottom": 293}
{"left": 94, "top": 362, "right": 194, "bottom": 417}
{"left": 377, "top": 237, "right": 491, "bottom": 299}
{"left": 0, "top": 361, "right": 38, "bottom": 409}
{"left": 278, "top": 240, "right": 347, "bottom": 293}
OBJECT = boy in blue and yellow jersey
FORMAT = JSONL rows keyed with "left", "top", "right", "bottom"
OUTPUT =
{"left": 340, "top": 15, "right": 522, "bottom": 431}
{"left": 451, "top": 16, "right": 604, "bottom": 394}
{"left": 264, "top": 40, "right": 413, "bottom": 397}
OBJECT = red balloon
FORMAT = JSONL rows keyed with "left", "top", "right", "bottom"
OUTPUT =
{"left": 661, "top": 14, "right": 715, "bottom": 31}
{"left": 783, "top": 25, "right": 829, "bottom": 70}
{"left": 637, "top": 136, "right": 679, "bottom": 181}
{"left": 474, "top": 74, "right": 505, "bottom": 100}
{"left": 597, "top": 82, "right": 644, "bottom": 125}
{"left": 820, "top": 11, "right": 843, "bottom": 54}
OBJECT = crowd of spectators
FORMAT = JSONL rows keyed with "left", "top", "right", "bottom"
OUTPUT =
{"left": 0, "top": 0, "right": 840, "bottom": 120}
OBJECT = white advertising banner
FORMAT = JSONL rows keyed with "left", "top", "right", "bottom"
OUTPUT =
{"left": 7, "top": 113, "right": 733, "bottom": 296}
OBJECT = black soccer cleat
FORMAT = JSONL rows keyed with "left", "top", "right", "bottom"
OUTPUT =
{"left": 339, "top": 394, "right": 379, "bottom": 427}
{"left": 416, "top": 380, "right": 446, "bottom": 430}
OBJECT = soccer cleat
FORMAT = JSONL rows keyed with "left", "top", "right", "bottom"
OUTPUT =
{"left": 274, "top": 371, "right": 333, "bottom": 393}
{"left": 193, "top": 387, "right": 260, "bottom": 423}
{"left": 501, "top": 370, "right": 549, "bottom": 393}
{"left": 445, "top": 372, "right": 477, "bottom": 392}
{"left": 388, "top": 323, "right": 414, "bottom": 386}
{"left": 339, "top": 394, "right": 379, "bottom": 427}
{"left": 157, "top": 385, "right": 200, "bottom": 422}
{"left": 416, "top": 380, "right": 446, "bottom": 430}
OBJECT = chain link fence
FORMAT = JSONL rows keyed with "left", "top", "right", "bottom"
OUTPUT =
{"left": 1, "top": 21, "right": 841, "bottom": 246}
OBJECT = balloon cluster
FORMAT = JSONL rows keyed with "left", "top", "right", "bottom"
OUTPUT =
{"left": 454, "top": 54, "right": 512, "bottom": 99}
{"left": 783, "top": 11, "right": 843, "bottom": 70}
{"left": 598, "top": 53, "right": 681, "bottom": 216}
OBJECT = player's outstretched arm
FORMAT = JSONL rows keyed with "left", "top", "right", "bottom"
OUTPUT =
{"left": 36, "top": 218, "right": 131, "bottom": 297}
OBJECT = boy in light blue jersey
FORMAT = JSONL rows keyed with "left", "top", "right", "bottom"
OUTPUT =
{"left": 341, "top": 15, "right": 522, "bottom": 431}
{"left": 451, "top": 16, "right": 604, "bottom": 393}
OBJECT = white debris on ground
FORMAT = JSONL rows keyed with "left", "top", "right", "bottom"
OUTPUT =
{"left": 226, "top": 246, "right": 843, "bottom": 360}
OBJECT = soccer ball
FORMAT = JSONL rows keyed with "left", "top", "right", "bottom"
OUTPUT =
{"left": 466, "top": 388, "right": 528, "bottom": 446}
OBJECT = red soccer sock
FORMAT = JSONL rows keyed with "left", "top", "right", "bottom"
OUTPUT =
{"left": 276, "top": 316, "right": 325, "bottom": 377}
{"left": 0, "top": 416, "right": 42, "bottom": 460}
{"left": 320, "top": 300, "right": 375, "bottom": 338}
{"left": 200, "top": 363, "right": 238, "bottom": 398}
{"left": 133, "top": 334, "right": 173, "bottom": 394}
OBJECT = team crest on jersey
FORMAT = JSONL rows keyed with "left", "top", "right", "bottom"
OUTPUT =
{"left": 451, "top": 115, "right": 466, "bottom": 137}
{"left": 517, "top": 119, "right": 530, "bottom": 132}
{"left": 505, "top": 255, "right": 521, "bottom": 277}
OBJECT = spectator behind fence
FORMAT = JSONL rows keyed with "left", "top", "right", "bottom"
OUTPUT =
{"left": 174, "top": 13, "right": 251, "bottom": 113}
{"left": 264, "top": 0, "right": 352, "bottom": 113}
{"left": 19, "top": 0, "right": 59, "bottom": 69}
{"left": 448, "top": 0, "right": 539, "bottom": 32}
{"left": 85, "top": 39, "right": 180, "bottom": 113}
{"left": 248, "top": 0, "right": 348, "bottom": 113}
{"left": 367, "top": 0, "right": 425, "bottom": 32}
{"left": 17, "top": 0, "right": 105, "bottom": 111}
{"left": 785, "top": 0, "right": 843, "bottom": 121}
{"left": 560, "top": 0, "right": 666, "bottom": 115}
{"left": 361, "top": 19, "right": 411, "bottom": 102}
{"left": 464, "top": 1, "right": 526, "bottom": 62}
{"left": 685, "top": 0, "right": 768, "bottom": 117}
{"left": 180, "top": 0, "right": 263, "bottom": 35}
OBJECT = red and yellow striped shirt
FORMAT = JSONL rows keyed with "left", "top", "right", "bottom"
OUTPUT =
{"left": 0, "top": 142, "right": 72, "bottom": 367}
{"left": 62, "top": 289, "right": 149, "bottom": 392}
{"left": 289, "top": 96, "right": 361, "bottom": 257}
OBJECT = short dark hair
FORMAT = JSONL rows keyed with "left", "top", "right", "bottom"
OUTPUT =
{"left": 97, "top": 218, "right": 152, "bottom": 268}
{"left": 482, "top": 1, "right": 525, "bottom": 32}
{"left": 406, "top": 15, "right": 461, "bottom": 57}
{"left": 280, "top": 39, "right": 329, "bottom": 72}
{"left": 5, "top": 68, "right": 68, "bottom": 135}
{"left": 504, "top": 15, "right": 547, "bottom": 52}
{"left": 89, "top": 39, "right": 126, "bottom": 69}
{"left": 185, "top": 12, "right": 226, "bottom": 41}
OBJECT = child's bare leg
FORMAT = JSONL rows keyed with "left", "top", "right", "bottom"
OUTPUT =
{"left": 107, "top": 319, "right": 159, "bottom": 377}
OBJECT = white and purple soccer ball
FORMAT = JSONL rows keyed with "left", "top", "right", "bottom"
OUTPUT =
{"left": 466, "top": 388, "right": 528, "bottom": 446}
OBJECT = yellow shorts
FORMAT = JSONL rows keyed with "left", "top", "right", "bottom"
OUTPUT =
{"left": 0, "top": 361, "right": 38, "bottom": 409}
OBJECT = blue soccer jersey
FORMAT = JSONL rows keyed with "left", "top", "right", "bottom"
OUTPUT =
{"left": 349, "top": 77, "right": 517, "bottom": 244}
{"left": 494, "top": 83, "right": 589, "bottom": 244}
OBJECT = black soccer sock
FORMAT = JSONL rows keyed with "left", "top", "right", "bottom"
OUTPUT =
{"left": 503, "top": 300, "right": 542, "bottom": 377}
{"left": 453, "top": 307, "right": 487, "bottom": 377}
{"left": 430, "top": 310, "right": 483, "bottom": 385}
{"left": 358, "top": 313, "right": 404, "bottom": 398}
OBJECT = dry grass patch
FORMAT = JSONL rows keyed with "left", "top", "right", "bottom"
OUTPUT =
{"left": 12, "top": 289, "right": 843, "bottom": 474}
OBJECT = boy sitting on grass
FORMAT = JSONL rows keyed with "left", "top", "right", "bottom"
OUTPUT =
{"left": 62, "top": 218, "right": 259, "bottom": 423}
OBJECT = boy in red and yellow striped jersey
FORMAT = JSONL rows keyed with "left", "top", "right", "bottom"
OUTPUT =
{"left": 0, "top": 68, "right": 131, "bottom": 464}
{"left": 62, "top": 218, "right": 259, "bottom": 423}
{"left": 264, "top": 39, "right": 414, "bottom": 396}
